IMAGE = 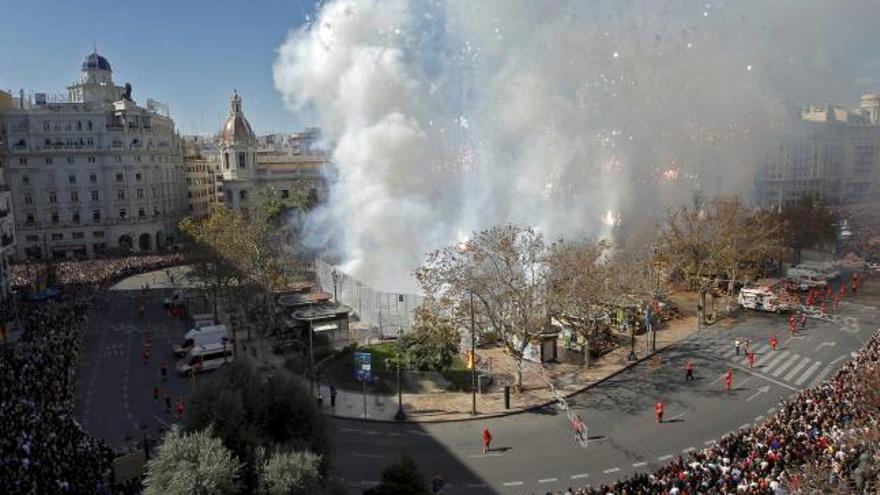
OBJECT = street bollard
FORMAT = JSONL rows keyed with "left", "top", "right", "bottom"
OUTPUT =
{"left": 504, "top": 385, "right": 511, "bottom": 409}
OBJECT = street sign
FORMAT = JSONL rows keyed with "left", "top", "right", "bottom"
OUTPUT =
{"left": 354, "top": 351, "right": 372, "bottom": 382}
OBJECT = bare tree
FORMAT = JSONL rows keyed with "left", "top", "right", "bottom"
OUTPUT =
{"left": 415, "top": 225, "right": 550, "bottom": 390}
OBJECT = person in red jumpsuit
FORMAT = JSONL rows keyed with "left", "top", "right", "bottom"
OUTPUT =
{"left": 655, "top": 401, "right": 665, "bottom": 424}
{"left": 770, "top": 335, "right": 779, "bottom": 351}
{"left": 724, "top": 369, "right": 733, "bottom": 392}
{"left": 481, "top": 426, "right": 492, "bottom": 453}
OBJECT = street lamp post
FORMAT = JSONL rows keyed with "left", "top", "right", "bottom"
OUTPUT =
{"left": 332, "top": 269, "right": 339, "bottom": 304}
{"left": 470, "top": 290, "right": 477, "bottom": 415}
{"left": 394, "top": 325, "right": 406, "bottom": 420}
{"left": 308, "top": 317, "right": 314, "bottom": 396}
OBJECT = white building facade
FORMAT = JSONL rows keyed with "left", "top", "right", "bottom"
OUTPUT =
{"left": 0, "top": 90, "right": 17, "bottom": 300}
{"left": 0, "top": 52, "right": 187, "bottom": 260}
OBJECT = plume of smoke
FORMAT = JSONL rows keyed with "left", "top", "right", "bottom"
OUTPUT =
{"left": 274, "top": 0, "right": 880, "bottom": 290}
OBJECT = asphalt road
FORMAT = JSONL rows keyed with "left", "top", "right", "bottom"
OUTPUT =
{"left": 330, "top": 294, "right": 879, "bottom": 494}
{"left": 74, "top": 269, "right": 193, "bottom": 453}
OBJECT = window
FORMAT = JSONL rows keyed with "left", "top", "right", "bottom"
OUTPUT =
{"left": 92, "top": 231, "right": 105, "bottom": 238}
{"left": 70, "top": 191, "right": 79, "bottom": 203}
{"left": 119, "top": 209, "right": 127, "bottom": 219}
{"left": 138, "top": 208, "right": 146, "bottom": 218}
{"left": 51, "top": 212, "right": 59, "bottom": 224}
{"left": 51, "top": 233, "right": 63, "bottom": 241}
{"left": 135, "top": 172, "right": 142, "bottom": 181}
{"left": 223, "top": 153, "right": 230, "bottom": 170}
{"left": 153, "top": 206, "right": 159, "bottom": 217}
{"left": 19, "top": 158, "right": 27, "bottom": 165}
{"left": 24, "top": 194, "right": 33, "bottom": 205}
{"left": 238, "top": 152, "right": 246, "bottom": 169}
{"left": 117, "top": 189, "right": 125, "bottom": 200}
{"left": 90, "top": 173, "right": 97, "bottom": 183}
{"left": 116, "top": 173, "right": 123, "bottom": 182}
{"left": 137, "top": 188, "right": 144, "bottom": 199}
{"left": 22, "top": 175, "right": 29, "bottom": 185}
{"left": 68, "top": 174, "right": 76, "bottom": 184}
{"left": 92, "top": 210, "right": 101, "bottom": 222}
{"left": 72, "top": 232, "right": 84, "bottom": 240}
{"left": 90, "top": 190, "right": 99, "bottom": 201}
{"left": 25, "top": 213, "right": 34, "bottom": 225}
{"left": 281, "top": 189, "right": 290, "bottom": 199}
{"left": 115, "top": 155, "right": 122, "bottom": 163}
{"left": 72, "top": 212, "right": 81, "bottom": 224}
{"left": 88, "top": 156, "right": 95, "bottom": 164}
{"left": 45, "top": 157, "right": 53, "bottom": 165}
{"left": 49, "top": 192, "right": 58, "bottom": 204}
{"left": 66, "top": 157, "right": 75, "bottom": 164}
{"left": 87, "top": 121, "right": 93, "bottom": 131}
{"left": 25, "top": 235, "right": 39, "bottom": 242}
{"left": 239, "top": 190, "right": 247, "bottom": 201}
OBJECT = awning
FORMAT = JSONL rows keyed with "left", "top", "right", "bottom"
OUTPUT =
{"left": 313, "top": 323, "right": 338, "bottom": 333}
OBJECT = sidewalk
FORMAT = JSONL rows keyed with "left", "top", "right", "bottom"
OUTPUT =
{"left": 321, "top": 314, "right": 702, "bottom": 422}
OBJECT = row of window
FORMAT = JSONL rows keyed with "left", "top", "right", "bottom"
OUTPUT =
{"left": 18, "top": 170, "right": 183, "bottom": 186}
{"left": 25, "top": 231, "right": 103, "bottom": 242}
{"left": 15, "top": 155, "right": 179, "bottom": 166}
{"left": 23, "top": 206, "right": 162, "bottom": 226}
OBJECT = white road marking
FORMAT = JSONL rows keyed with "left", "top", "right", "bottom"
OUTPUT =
{"left": 753, "top": 349, "right": 778, "bottom": 367}
{"left": 795, "top": 361, "right": 823, "bottom": 385}
{"left": 729, "top": 363, "right": 798, "bottom": 391}
{"left": 603, "top": 468, "right": 621, "bottom": 474}
{"left": 767, "top": 407, "right": 777, "bottom": 414}
{"left": 829, "top": 354, "right": 849, "bottom": 366}
{"left": 503, "top": 481, "right": 524, "bottom": 487}
{"left": 814, "top": 341, "right": 836, "bottom": 352}
{"left": 682, "top": 447, "right": 696, "bottom": 453}
{"left": 810, "top": 366, "right": 834, "bottom": 387}
{"left": 539, "top": 478, "right": 558, "bottom": 483}
{"left": 739, "top": 423, "right": 751, "bottom": 430}
{"left": 763, "top": 351, "right": 791, "bottom": 371}
{"left": 754, "top": 415, "right": 764, "bottom": 422}
{"left": 703, "top": 439, "right": 716, "bottom": 445}
{"left": 783, "top": 358, "right": 812, "bottom": 381}
{"left": 745, "top": 385, "right": 771, "bottom": 402}
{"left": 571, "top": 473, "right": 590, "bottom": 479}
{"left": 467, "top": 453, "right": 506, "bottom": 458}
{"left": 658, "top": 454, "right": 673, "bottom": 461}
{"left": 772, "top": 354, "right": 802, "bottom": 377}
{"left": 632, "top": 462, "right": 648, "bottom": 468}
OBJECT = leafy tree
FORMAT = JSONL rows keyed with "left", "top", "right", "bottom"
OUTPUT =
{"left": 143, "top": 426, "right": 241, "bottom": 495}
{"left": 416, "top": 225, "right": 550, "bottom": 390}
{"left": 778, "top": 191, "right": 837, "bottom": 263}
{"left": 364, "top": 453, "right": 431, "bottom": 495}
{"left": 403, "top": 302, "right": 459, "bottom": 372}
{"left": 258, "top": 449, "right": 322, "bottom": 495}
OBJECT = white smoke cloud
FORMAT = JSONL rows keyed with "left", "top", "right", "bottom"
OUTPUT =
{"left": 274, "top": 0, "right": 880, "bottom": 291}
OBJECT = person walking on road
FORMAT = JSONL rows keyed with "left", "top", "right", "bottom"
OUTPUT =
{"left": 770, "top": 335, "right": 779, "bottom": 351}
{"left": 164, "top": 394, "right": 172, "bottom": 414}
{"left": 572, "top": 415, "right": 586, "bottom": 443}
{"left": 800, "top": 312, "right": 807, "bottom": 328}
{"left": 744, "top": 337, "right": 751, "bottom": 354}
{"left": 655, "top": 401, "right": 664, "bottom": 424}
{"left": 747, "top": 351, "right": 756, "bottom": 369}
{"left": 481, "top": 426, "right": 492, "bottom": 453}
{"left": 724, "top": 369, "right": 733, "bottom": 392}
{"left": 685, "top": 360, "right": 695, "bottom": 381}
{"left": 734, "top": 338, "right": 742, "bottom": 356}
{"left": 329, "top": 384, "right": 337, "bottom": 408}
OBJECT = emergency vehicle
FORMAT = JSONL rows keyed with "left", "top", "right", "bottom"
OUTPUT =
{"left": 737, "top": 279, "right": 795, "bottom": 313}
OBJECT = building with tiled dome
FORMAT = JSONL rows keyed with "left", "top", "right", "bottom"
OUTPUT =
{"left": 212, "top": 91, "right": 327, "bottom": 217}
{"left": 0, "top": 50, "right": 188, "bottom": 260}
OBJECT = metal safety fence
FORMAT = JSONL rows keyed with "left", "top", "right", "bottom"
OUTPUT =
{"left": 313, "top": 259, "right": 423, "bottom": 337}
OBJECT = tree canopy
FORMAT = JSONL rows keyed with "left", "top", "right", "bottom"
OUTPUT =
{"left": 143, "top": 426, "right": 241, "bottom": 495}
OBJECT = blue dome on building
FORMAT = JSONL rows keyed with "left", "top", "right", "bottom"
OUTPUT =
{"left": 82, "top": 52, "right": 112, "bottom": 72}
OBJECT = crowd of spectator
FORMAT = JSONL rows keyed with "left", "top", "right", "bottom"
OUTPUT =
{"left": 9, "top": 254, "right": 183, "bottom": 289}
{"left": 536, "top": 328, "right": 880, "bottom": 495}
{"left": 0, "top": 255, "right": 181, "bottom": 494}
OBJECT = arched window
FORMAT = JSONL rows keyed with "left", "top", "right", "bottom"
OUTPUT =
{"left": 224, "top": 153, "right": 230, "bottom": 170}
{"left": 238, "top": 152, "right": 246, "bottom": 169}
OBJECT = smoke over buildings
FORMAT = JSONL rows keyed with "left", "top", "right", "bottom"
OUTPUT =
{"left": 273, "top": 0, "right": 880, "bottom": 291}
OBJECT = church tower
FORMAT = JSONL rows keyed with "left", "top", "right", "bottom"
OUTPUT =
{"left": 219, "top": 90, "right": 256, "bottom": 181}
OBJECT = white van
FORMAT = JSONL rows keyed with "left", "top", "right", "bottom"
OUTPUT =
{"left": 738, "top": 279, "right": 794, "bottom": 313}
{"left": 176, "top": 342, "right": 234, "bottom": 375}
{"left": 172, "top": 325, "right": 229, "bottom": 356}
{"left": 787, "top": 272, "right": 828, "bottom": 291}
{"left": 795, "top": 262, "right": 839, "bottom": 280}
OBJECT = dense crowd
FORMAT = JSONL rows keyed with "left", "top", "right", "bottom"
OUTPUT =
{"left": 0, "top": 255, "right": 181, "bottom": 494}
{"left": 10, "top": 253, "right": 183, "bottom": 289}
{"left": 535, "top": 329, "right": 880, "bottom": 495}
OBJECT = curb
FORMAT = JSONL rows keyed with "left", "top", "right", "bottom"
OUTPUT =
{"left": 326, "top": 326, "right": 705, "bottom": 424}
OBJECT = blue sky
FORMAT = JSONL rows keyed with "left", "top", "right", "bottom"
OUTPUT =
{"left": 0, "top": 0, "right": 315, "bottom": 135}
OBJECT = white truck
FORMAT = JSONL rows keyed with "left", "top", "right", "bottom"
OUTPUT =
{"left": 172, "top": 324, "right": 230, "bottom": 357}
{"left": 738, "top": 279, "right": 795, "bottom": 313}
{"left": 785, "top": 268, "right": 828, "bottom": 291}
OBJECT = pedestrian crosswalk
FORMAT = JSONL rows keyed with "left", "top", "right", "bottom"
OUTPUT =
{"left": 708, "top": 340, "right": 823, "bottom": 389}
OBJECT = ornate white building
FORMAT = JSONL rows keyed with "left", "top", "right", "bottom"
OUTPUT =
{"left": 216, "top": 92, "right": 326, "bottom": 216}
{"left": 0, "top": 51, "right": 187, "bottom": 260}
